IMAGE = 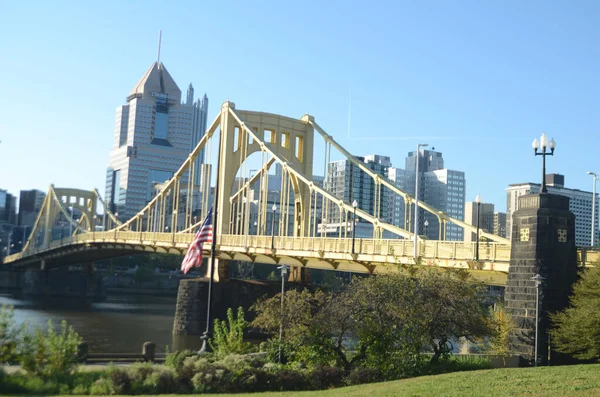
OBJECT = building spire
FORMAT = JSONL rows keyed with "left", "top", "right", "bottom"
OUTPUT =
{"left": 186, "top": 83, "right": 194, "bottom": 105}
{"left": 157, "top": 30, "right": 162, "bottom": 64}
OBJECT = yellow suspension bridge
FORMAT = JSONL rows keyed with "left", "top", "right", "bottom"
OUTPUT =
{"left": 4, "top": 101, "right": 596, "bottom": 286}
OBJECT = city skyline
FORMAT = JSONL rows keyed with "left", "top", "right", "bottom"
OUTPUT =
{"left": 2, "top": 1, "right": 600, "bottom": 212}
{"left": 105, "top": 60, "right": 209, "bottom": 220}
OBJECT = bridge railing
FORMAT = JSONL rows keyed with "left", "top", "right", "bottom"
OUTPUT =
{"left": 4, "top": 231, "right": 513, "bottom": 265}
{"left": 219, "top": 235, "right": 511, "bottom": 262}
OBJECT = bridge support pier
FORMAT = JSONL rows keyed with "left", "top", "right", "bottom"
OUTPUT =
{"left": 207, "top": 259, "right": 229, "bottom": 282}
{"left": 172, "top": 278, "right": 280, "bottom": 351}
{"left": 288, "top": 266, "right": 310, "bottom": 284}
{"left": 505, "top": 193, "right": 578, "bottom": 366}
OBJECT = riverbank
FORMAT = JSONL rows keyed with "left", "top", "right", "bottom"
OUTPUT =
{"left": 4, "top": 363, "right": 600, "bottom": 396}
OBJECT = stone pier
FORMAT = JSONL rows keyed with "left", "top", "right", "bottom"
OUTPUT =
{"left": 21, "top": 265, "right": 106, "bottom": 301}
{"left": 172, "top": 278, "right": 281, "bottom": 351}
{"left": 505, "top": 193, "right": 578, "bottom": 365}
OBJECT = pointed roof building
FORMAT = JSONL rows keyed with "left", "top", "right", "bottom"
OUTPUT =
{"left": 128, "top": 62, "right": 181, "bottom": 102}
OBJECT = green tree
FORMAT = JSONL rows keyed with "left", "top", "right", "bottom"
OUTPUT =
{"left": 413, "top": 268, "right": 492, "bottom": 363}
{"left": 0, "top": 304, "right": 27, "bottom": 364}
{"left": 487, "top": 303, "right": 517, "bottom": 367}
{"left": 252, "top": 270, "right": 492, "bottom": 376}
{"left": 251, "top": 289, "right": 331, "bottom": 364}
{"left": 551, "top": 267, "right": 600, "bottom": 360}
{"left": 209, "top": 307, "right": 251, "bottom": 359}
{"left": 20, "top": 320, "right": 82, "bottom": 378}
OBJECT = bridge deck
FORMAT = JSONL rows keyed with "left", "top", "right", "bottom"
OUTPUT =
{"left": 5, "top": 232, "right": 599, "bottom": 287}
{"left": 4, "top": 232, "right": 511, "bottom": 285}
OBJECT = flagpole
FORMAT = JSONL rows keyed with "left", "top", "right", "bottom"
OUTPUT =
{"left": 199, "top": 116, "right": 223, "bottom": 354}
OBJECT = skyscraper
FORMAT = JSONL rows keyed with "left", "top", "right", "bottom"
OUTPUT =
{"left": 105, "top": 61, "right": 209, "bottom": 219}
{"left": 422, "top": 169, "right": 466, "bottom": 240}
{"left": 506, "top": 174, "right": 598, "bottom": 247}
{"left": 388, "top": 167, "right": 407, "bottom": 228}
{"left": 403, "top": 150, "right": 466, "bottom": 241}
{"left": 0, "top": 189, "right": 17, "bottom": 225}
{"left": 18, "top": 189, "right": 46, "bottom": 227}
{"left": 187, "top": 84, "right": 209, "bottom": 185}
{"left": 326, "top": 154, "right": 392, "bottom": 225}
{"left": 493, "top": 212, "right": 507, "bottom": 238}
{"left": 464, "top": 201, "right": 494, "bottom": 242}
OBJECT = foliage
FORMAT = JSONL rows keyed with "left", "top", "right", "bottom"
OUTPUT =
{"left": 0, "top": 304, "right": 27, "bottom": 364}
{"left": 426, "top": 355, "right": 494, "bottom": 375}
{"left": 551, "top": 267, "right": 600, "bottom": 360}
{"left": 0, "top": 368, "right": 103, "bottom": 395}
{"left": 487, "top": 303, "right": 517, "bottom": 367}
{"left": 90, "top": 377, "right": 117, "bottom": 395}
{"left": 252, "top": 270, "right": 492, "bottom": 379}
{"left": 413, "top": 268, "right": 492, "bottom": 363}
{"left": 5, "top": 362, "right": 600, "bottom": 395}
{"left": 209, "top": 307, "right": 252, "bottom": 359}
{"left": 140, "top": 366, "right": 180, "bottom": 394}
{"left": 165, "top": 348, "right": 195, "bottom": 371}
{"left": 134, "top": 264, "right": 157, "bottom": 284}
{"left": 344, "top": 367, "right": 384, "bottom": 386}
{"left": 20, "top": 319, "right": 83, "bottom": 378}
{"left": 251, "top": 288, "right": 330, "bottom": 365}
{"left": 104, "top": 364, "right": 132, "bottom": 394}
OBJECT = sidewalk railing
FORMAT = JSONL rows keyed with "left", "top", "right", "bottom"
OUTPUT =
{"left": 77, "top": 341, "right": 166, "bottom": 364}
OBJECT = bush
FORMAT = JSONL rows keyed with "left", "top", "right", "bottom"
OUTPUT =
{"left": 427, "top": 355, "right": 494, "bottom": 375}
{"left": 344, "top": 367, "right": 384, "bottom": 385}
{"left": 165, "top": 348, "right": 195, "bottom": 371}
{"left": 141, "top": 367, "right": 180, "bottom": 394}
{"left": 308, "top": 365, "right": 345, "bottom": 389}
{"left": 209, "top": 307, "right": 252, "bottom": 359}
{"left": 104, "top": 364, "right": 132, "bottom": 394}
{"left": 272, "top": 368, "right": 310, "bottom": 391}
{"left": 20, "top": 319, "right": 82, "bottom": 379}
{"left": 0, "top": 304, "right": 27, "bottom": 364}
{"left": 72, "top": 383, "right": 90, "bottom": 395}
{"left": 90, "top": 378, "right": 116, "bottom": 395}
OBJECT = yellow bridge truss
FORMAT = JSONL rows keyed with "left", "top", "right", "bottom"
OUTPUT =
{"left": 4, "top": 100, "right": 551, "bottom": 285}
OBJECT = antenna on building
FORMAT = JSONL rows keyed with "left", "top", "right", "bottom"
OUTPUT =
{"left": 347, "top": 87, "right": 352, "bottom": 139}
{"left": 157, "top": 30, "right": 162, "bottom": 63}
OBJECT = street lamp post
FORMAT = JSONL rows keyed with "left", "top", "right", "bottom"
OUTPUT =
{"left": 114, "top": 212, "right": 119, "bottom": 240}
{"left": 414, "top": 143, "right": 429, "bottom": 259}
{"left": 424, "top": 220, "right": 429, "bottom": 236}
{"left": 475, "top": 194, "right": 481, "bottom": 261}
{"left": 532, "top": 133, "right": 556, "bottom": 193}
{"left": 587, "top": 172, "right": 598, "bottom": 247}
{"left": 352, "top": 200, "right": 358, "bottom": 254}
{"left": 68, "top": 206, "right": 74, "bottom": 236}
{"left": 6, "top": 232, "right": 12, "bottom": 256}
{"left": 254, "top": 221, "right": 258, "bottom": 235}
{"left": 532, "top": 273, "right": 545, "bottom": 367}
{"left": 277, "top": 264, "right": 288, "bottom": 363}
{"left": 271, "top": 204, "right": 277, "bottom": 249}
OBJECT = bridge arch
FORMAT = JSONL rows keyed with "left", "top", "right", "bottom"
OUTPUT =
{"left": 217, "top": 102, "right": 314, "bottom": 238}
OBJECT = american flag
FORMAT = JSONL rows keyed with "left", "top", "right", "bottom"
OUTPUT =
{"left": 181, "top": 206, "right": 213, "bottom": 274}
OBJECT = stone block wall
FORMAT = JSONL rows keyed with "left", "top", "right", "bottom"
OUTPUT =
{"left": 505, "top": 193, "right": 578, "bottom": 365}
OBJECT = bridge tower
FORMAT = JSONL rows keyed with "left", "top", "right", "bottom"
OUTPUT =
{"left": 216, "top": 101, "right": 314, "bottom": 240}
{"left": 505, "top": 193, "right": 578, "bottom": 365}
{"left": 209, "top": 102, "right": 315, "bottom": 281}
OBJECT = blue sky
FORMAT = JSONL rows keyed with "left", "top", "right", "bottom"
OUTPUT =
{"left": 1, "top": 0, "right": 600, "bottom": 212}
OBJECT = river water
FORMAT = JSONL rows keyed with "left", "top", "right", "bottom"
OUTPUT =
{"left": 0, "top": 293, "right": 181, "bottom": 354}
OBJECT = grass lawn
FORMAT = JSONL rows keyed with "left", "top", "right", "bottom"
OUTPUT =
{"left": 64, "top": 364, "right": 600, "bottom": 397}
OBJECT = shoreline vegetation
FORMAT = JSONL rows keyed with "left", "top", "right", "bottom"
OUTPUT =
{"left": 3, "top": 363, "right": 600, "bottom": 396}
{"left": 2, "top": 267, "right": 598, "bottom": 395}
